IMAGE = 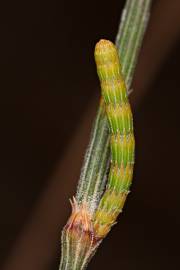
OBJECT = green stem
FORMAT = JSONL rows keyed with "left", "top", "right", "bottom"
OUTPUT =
{"left": 76, "top": 104, "right": 110, "bottom": 213}
{"left": 60, "top": 1, "right": 152, "bottom": 269}
{"left": 76, "top": 0, "right": 151, "bottom": 212}
{"left": 116, "top": 0, "right": 151, "bottom": 87}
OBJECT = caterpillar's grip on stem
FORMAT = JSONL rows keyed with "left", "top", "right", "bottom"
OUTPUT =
{"left": 94, "top": 39, "right": 135, "bottom": 239}
{"left": 59, "top": 40, "right": 135, "bottom": 270}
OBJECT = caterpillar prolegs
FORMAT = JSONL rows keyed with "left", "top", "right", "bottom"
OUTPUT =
{"left": 93, "top": 39, "right": 135, "bottom": 239}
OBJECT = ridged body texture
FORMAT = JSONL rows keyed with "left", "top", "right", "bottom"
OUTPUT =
{"left": 59, "top": 39, "right": 135, "bottom": 270}
{"left": 94, "top": 39, "right": 135, "bottom": 239}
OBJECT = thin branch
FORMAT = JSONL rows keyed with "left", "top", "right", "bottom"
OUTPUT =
{"left": 76, "top": 0, "right": 151, "bottom": 213}
{"left": 60, "top": 1, "right": 152, "bottom": 269}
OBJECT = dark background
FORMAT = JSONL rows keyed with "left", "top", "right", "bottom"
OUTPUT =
{"left": 0, "top": 0, "right": 180, "bottom": 269}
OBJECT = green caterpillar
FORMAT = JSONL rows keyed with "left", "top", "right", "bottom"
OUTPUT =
{"left": 93, "top": 39, "right": 135, "bottom": 239}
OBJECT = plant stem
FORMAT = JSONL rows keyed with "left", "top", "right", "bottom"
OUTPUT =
{"left": 60, "top": 1, "right": 152, "bottom": 269}
{"left": 76, "top": 0, "right": 151, "bottom": 213}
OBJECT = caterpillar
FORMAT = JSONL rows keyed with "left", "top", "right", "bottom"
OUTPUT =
{"left": 93, "top": 39, "right": 135, "bottom": 239}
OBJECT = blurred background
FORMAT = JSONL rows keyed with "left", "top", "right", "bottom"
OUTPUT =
{"left": 0, "top": 0, "right": 180, "bottom": 269}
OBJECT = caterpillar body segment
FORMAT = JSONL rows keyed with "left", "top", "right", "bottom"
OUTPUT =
{"left": 94, "top": 39, "right": 135, "bottom": 239}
